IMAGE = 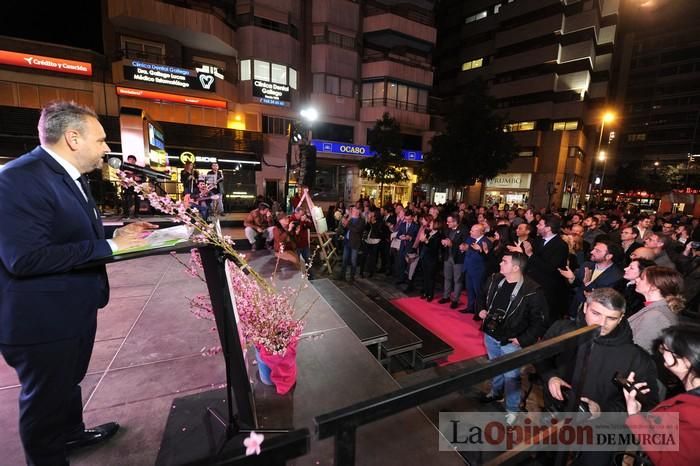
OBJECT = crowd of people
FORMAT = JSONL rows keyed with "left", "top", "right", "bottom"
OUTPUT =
{"left": 244, "top": 196, "right": 700, "bottom": 464}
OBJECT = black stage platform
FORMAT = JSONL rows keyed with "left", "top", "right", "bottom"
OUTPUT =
{"left": 155, "top": 263, "right": 465, "bottom": 465}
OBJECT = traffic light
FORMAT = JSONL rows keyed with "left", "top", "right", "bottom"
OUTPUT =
{"left": 299, "top": 144, "right": 317, "bottom": 189}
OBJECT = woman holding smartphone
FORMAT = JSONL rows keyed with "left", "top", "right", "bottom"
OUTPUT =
{"left": 624, "top": 324, "right": 700, "bottom": 466}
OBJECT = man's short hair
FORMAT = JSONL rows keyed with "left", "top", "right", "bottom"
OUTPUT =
{"left": 504, "top": 251, "right": 528, "bottom": 272}
{"left": 656, "top": 234, "right": 673, "bottom": 250}
{"left": 544, "top": 214, "right": 562, "bottom": 234}
{"left": 258, "top": 202, "right": 270, "bottom": 210}
{"left": 586, "top": 288, "right": 626, "bottom": 314}
{"left": 623, "top": 226, "right": 640, "bottom": 238}
{"left": 597, "top": 240, "right": 623, "bottom": 264}
{"left": 38, "top": 101, "right": 98, "bottom": 146}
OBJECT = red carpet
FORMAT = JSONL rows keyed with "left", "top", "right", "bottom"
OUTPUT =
{"left": 391, "top": 296, "right": 487, "bottom": 365}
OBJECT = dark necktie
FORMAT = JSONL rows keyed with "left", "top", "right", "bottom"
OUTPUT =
{"left": 78, "top": 175, "right": 99, "bottom": 218}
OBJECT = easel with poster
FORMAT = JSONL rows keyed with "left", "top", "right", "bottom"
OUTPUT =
{"left": 297, "top": 187, "right": 336, "bottom": 275}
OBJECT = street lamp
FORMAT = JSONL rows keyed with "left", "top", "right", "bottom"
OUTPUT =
{"left": 590, "top": 111, "right": 615, "bottom": 205}
{"left": 284, "top": 107, "right": 319, "bottom": 212}
{"left": 598, "top": 150, "right": 607, "bottom": 194}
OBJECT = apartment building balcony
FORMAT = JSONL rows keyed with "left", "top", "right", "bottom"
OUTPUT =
{"left": 560, "top": 40, "right": 596, "bottom": 64}
{"left": 492, "top": 74, "right": 557, "bottom": 99}
{"left": 360, "top": 102, "right": 429, "bottom": 130}
{"left": 361, "top": 55, "right": 433, "bottom": 87}
{"left": 562, "top": 8, "right": 599, "bottom": 36}
{"left": 310, "top": 92, "right": 358, "bottom": 121}
{"left": 498, "top": 0, "right": 560, "bottom": 22}
{"left": 494, "top": 15, "right": 563, "bottom": 49}
{"left": 311, "top": 44, "right": 359, "bottom": 78}
{"left": 363, "top": 1, "right": 436, "bottom": 46}
{"left": 364, "top": 0, "right": 435, "bottom": 28}
{"left": 490, "top": 44, "right": 559, "bottom": 75}
{"left": 107, "top": 0, "right": 236, "bottom": 56}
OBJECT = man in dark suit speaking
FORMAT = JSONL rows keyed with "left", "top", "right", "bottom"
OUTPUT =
{"left": 0, "top": 101, "right": 156, "bottom": 465}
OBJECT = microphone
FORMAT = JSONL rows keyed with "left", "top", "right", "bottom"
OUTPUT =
{"left": 107, "top": 157, "right": 170, "bottom": 181}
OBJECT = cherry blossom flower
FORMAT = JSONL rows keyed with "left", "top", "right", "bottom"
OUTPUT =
{"left": 243, "top": 431, "right": 264, "bottom": 456}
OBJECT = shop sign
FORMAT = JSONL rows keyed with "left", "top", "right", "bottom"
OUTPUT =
{"left": 485, "top": 173, "right": 532, "bottom": 189}
{"left": 179, "top": 151, "right": 218, "bottom": 164}
{"left": 0, "top": 50, "right": 92, "bottom": 76}
{"left": 116, "top": 86, "right": 226, "bottom": 109}
{"left": 124, "top": 60, "right": 216, "bottom": 92}
{"left": 252, "top": 80, "right": 290, "bottom": 106}
{"left": 310, "top": 139, "right": 423, "bottom": 162}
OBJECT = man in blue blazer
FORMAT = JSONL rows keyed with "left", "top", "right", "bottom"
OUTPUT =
{"left": 0, "top": 101, "right": 155, "bottom": 465}
{"left": 459, "top": 223, "right": 492, "bottom": 314}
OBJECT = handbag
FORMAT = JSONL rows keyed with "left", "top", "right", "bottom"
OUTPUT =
{"left": 390, "top": 231, "right": 400, "bottom": 250}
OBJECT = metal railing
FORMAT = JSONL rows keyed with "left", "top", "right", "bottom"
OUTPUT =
{"left": 315, "top": 325, "right": 600, "bottom": 466}
{"left": 361, "top": 97, "right": 428, "bottom": 113}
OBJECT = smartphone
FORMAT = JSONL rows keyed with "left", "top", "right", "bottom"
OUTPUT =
{"left": 612, "top": 372, "right": 650, "bottom": 404}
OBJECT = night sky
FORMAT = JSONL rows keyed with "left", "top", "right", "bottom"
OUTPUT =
{"left": 1, "top": 2, "right": 103, "bottom": 53}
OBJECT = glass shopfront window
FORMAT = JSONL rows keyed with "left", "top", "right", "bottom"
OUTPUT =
{"left": 311, "top": 163, "right": 347, "bottom": 202}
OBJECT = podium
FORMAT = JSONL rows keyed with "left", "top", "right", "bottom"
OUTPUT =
{"left": 88, "top": 241, "right": 292, "bottom": 464}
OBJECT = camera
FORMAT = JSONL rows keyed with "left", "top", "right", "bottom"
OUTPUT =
{"left": 691, "top": 241, "right": 700, "bottom": 250}
{"left": 483, "top": 308, "right": 507, "bottom": 333}
{"left": 546, "top": 387, "right": 591, "bottom": 421}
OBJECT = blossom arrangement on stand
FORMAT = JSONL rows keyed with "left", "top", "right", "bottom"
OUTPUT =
{"left": 122, "top": 174, "right": 318, "bottom": 396}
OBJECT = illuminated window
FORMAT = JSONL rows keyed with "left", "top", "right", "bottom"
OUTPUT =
{"left": 289, "top": 68, "right": 297, "bottom": 89}
{"left": 553, "top": 120, "right": 579, "bottom": 131}
{"left": 504, "top": 121, "right": 536, "bottom": 132}
{"left": 461, "top": 58, "right": 484, "bottom": 71}
{"left": 494, "top": 3, "right": 502, "bottom": 14}
{"left": 240, "top": 60, "right": 250, "bottom": 81}
{"left": 271, "top": 63, "right": 287, "bottom": 85}
{"left": 568, "top": 147, "right": 585, "bottom": 160}
{"left": 121, "top": 36, "right": 165, "bottom": 63}
{"left": 518, "top": 149, "right": 535, "bottom": 157}
{"left": 627, "top": 133, "right": 647, "bottom": 142}
{"left": 253, "top": 60, "right": 270, "bottom": 81}
{"left": 465, "top": 10, "right": 487, "bottom": 24}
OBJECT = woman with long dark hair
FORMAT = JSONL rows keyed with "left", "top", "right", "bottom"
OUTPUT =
{"left": 620, "top": 258, "right": 656, "bottom": 317}
{"left": 420, "top": 218, "right": 444, "bottom": 302}
{"left": 484, "top": 224, "right": 513, "bottom": 278}
{"left": 624, "top": 324, "right": 700, "bottom": 466}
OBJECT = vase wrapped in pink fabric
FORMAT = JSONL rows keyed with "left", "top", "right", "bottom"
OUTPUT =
{"left": 257, "top": 341, "right": 297, "bottom": 395}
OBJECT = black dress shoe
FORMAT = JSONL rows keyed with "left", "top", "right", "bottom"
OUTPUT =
{"left": 438, "top": 297, "right": 450, "bottom": 304}
{"left": 478, "top": 393, "right": 504, "bottom": 404}
{"left": 66, "top": 422, "right": 120, "bottom": 451}
{"left": 450, "top": 301, "right": 459, "bottom": 309}
{"left": 426, "top": 296, "right": 433, "bottom": 302}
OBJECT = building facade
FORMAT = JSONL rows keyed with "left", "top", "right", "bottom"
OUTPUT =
{"left": 434, "top": 0, "right": 619, "bottom": 209}
{"left": 612, "top": 0, "right": 700, "bottom": 197}
{"left": 0, "top": 0, "right": 436, "bottom": 211}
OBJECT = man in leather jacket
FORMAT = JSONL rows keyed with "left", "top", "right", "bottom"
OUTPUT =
{"left": 477, "top": 252, "right": 549, "bottom": 418}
